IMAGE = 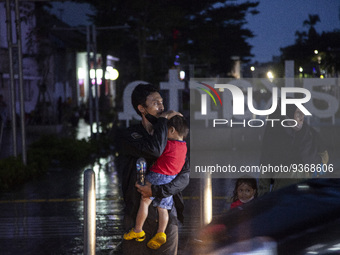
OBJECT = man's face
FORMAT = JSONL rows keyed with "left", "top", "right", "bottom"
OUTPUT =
{"left": 142, "top": 92, "right": 164, "bottom": 117}
{"left": 286, "top": 108, "right": 304, "bottom": 131}
{"left": 292, "top": 108, "right": 304, "bottom": 131}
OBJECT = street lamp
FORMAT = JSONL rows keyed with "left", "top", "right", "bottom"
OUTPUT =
{"left": 105, "top": 66, "right": 119, "bottom": 80}
{"left": 78, "top": 67, "right": 86, "bottom": 80}
{"left": 90, "top": 68, "right": 108, "bottom": 85}
{"left": 299, "top": 66, "right": 304, "bottom": 78}
{"left": 90, "top": 69, "right": 95, "bottom": 79}
{"left": 96, "top": 69, "right": 103, "bottom": 85}
{"left": 314, "top": 49, "right": 322, "bottom": 77}
{"left": 267, "top": 71, "right": 274, "bottom": 81}
{"left": 250, "top": 66, "right": 256, "bottom": 88}
{"left": 179, "top": 70, "right": 185, "bottom": 80}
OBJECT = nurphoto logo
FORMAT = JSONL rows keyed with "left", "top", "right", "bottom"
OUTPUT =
{"left": 195, "top": 82, "right": 312, "bottom": 128}
{"left": 197, "top": 82, "right": 223, "bottom": 115}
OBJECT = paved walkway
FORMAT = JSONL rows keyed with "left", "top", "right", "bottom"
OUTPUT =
{"left": 2, "top": 120, "right": 337, "bottom": 254}
{"left": 0, "top": 154, "right": 208, "bottom": 254}
{"left": 0, "top": 120, "right": 205, "bottom": 254}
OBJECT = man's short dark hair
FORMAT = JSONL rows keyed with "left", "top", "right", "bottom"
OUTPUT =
{"left": 131, "top": 84, "right": 159, "bottom": 116}
{"left": 168, "top": 115, "right": 189, "bottom": 139}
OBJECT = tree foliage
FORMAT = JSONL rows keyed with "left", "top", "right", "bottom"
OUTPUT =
{"left": 74, "top": 0, "right": 259, "bottom": 83}
{"left": 303, "top": 14, "right": 320, "bottom": 40}
{"left": 281, "top": 14, "right": 340, "bottom": 77}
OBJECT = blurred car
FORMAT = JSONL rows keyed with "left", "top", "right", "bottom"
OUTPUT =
{"left": 186, "top": 178, "right": 340, "bottom": 255}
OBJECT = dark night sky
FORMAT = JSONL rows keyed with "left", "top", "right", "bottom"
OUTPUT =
{"left": 49, "top": 0, "right": 340, "bottom": 63}
{"left": 244, "top": 0, "right": 340, "bottom": 63}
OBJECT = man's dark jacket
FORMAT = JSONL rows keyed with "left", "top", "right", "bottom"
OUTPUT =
{"left": 118, "top": 117, "right": 190, "bottom": 225}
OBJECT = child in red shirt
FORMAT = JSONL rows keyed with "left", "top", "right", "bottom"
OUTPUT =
{"left": 230, "top": 176, "right": 258, "bottom": 209}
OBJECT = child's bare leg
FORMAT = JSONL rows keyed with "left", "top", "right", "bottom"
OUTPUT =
{"left": 134, "top": 197, "right": 152, "bottom": 232}
{"left": 146, "top": 206, "right": 168, "bottom": 249}
{"left": 156, "top": 207, "right": 169, "bottom": 233}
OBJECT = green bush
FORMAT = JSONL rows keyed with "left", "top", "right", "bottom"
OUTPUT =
{"left": 0, "top": 135, "right": 100, "bottom": 191}
{"left": 0, "top": 157, "right": 28, "bottom": 190}
{"left": 28, "top": 135, "right": 98, "bottom": 168}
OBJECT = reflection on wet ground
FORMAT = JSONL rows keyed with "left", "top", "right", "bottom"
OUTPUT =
{"left": 1, "top": 120, "right": 338, "bottom": 254}
{"left": 0, "top": 156, "right": 124, "bottom": 254}
{"left": 0, "top": 154, "right": 204, "bottom": 254}
{"left": 0, "top": 122, "right": 203, "bottom": 254}
{"left": 2, "top": 152, "right": 339, "bottom": 254}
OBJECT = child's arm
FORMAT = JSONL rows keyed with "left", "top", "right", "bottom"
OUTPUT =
{"left": 151, "top": 157, "right": 190, "bottom": 198}
{"left": 135, "top": 157, "right": 190, "bottom": 198}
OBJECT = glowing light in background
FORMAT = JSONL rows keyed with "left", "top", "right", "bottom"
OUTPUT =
{"left": 267, "top": 71, "right": 274, "bottom": 80}
{"left": 78, "top": 67, "right": 86, "bottom": 79}
{"left": 179, "top": 70, "right": 185, "bottom": 80}
{"left": 105, "top": 66, "right": 119, "bottom": 80}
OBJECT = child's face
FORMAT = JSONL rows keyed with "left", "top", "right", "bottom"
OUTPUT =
{"left": 237, "top": 183, "right": 256, "bottom": 203}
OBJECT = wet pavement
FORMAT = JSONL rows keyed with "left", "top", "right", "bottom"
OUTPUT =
{"left": 0, "top": 156, "right": 123, "bottom": 254}
{"left": 0, "top": 120, "right": 127, "bottom": 254}
{"left": 0, "top": 120, "right": 339, "bottom": 254}
{"left": 0, "top": 155, "right": 205, "bottom": 254}
{"left": 0, "top": 156, "right": 231, "bottom": 254}
{"left": 0, "top": 121, "right": 204, "bottom": 254}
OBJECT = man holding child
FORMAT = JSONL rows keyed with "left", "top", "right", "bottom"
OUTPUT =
{"left": 118, "top": 84, "right": 190, "bottom": 254}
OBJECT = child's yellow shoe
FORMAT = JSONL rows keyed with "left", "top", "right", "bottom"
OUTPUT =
{"left": 123, "top": 228, "right": 146, "bottom": 242}
{"left": 147, "top": 232, "right": 167, "bottom": 249}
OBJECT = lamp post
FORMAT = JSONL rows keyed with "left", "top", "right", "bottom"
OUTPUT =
{"left": 5, "top": 0, "right": 27, "bottom": 164}
{"left": 250, "top": 66, "right": 255, "bottom": 89}
{"left": 299, "top": 66, "right": 304, "bottom": 78}
{"left": 314, "top": 49, "right": 322, "bottom": 77}
{"left": 85, "top": 25, "right": 127, "bottom": 138}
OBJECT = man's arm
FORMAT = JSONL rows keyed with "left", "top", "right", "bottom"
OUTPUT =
{"left": 122, "top": 117, "right": 168, "bottom": 159}
{"left": 122, "top": 111, "right": 182, "bottom": 159}
{"left": 136, "top": 157, "right": 190, "bottom": 198}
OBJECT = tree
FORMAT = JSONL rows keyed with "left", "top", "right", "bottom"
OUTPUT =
{"left": 316, "top": 31, "right": 340, "bottom": 76}
{"left": 75, "top": 0, "right": 259, "bottom": 83}
{"left": 26, "top": 3, "right": 85, "bottom": 123}
{"left": 303, "top": 14, "right": 320, "bottom": 41}
{"left": 181, "top": 1, "right": 258, "bottom": 76}
{"left": 281, "top": 14, "right": 340, "bottom": 77}
{"left": 294, "top": 31, "right": 308, "bottom": 45}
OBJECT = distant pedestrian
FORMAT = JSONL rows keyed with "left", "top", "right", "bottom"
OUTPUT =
{"left": 57, "top": 96, "right": 63, "bottom": 123}
{"left": 0, "top": 94, "right": 8, "bottom": 126}
{"left": 230, "top": 176, "right": 258, "bottom": 209}
{"left": 258, "top": 103, "right": 328, "bottom": 196}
